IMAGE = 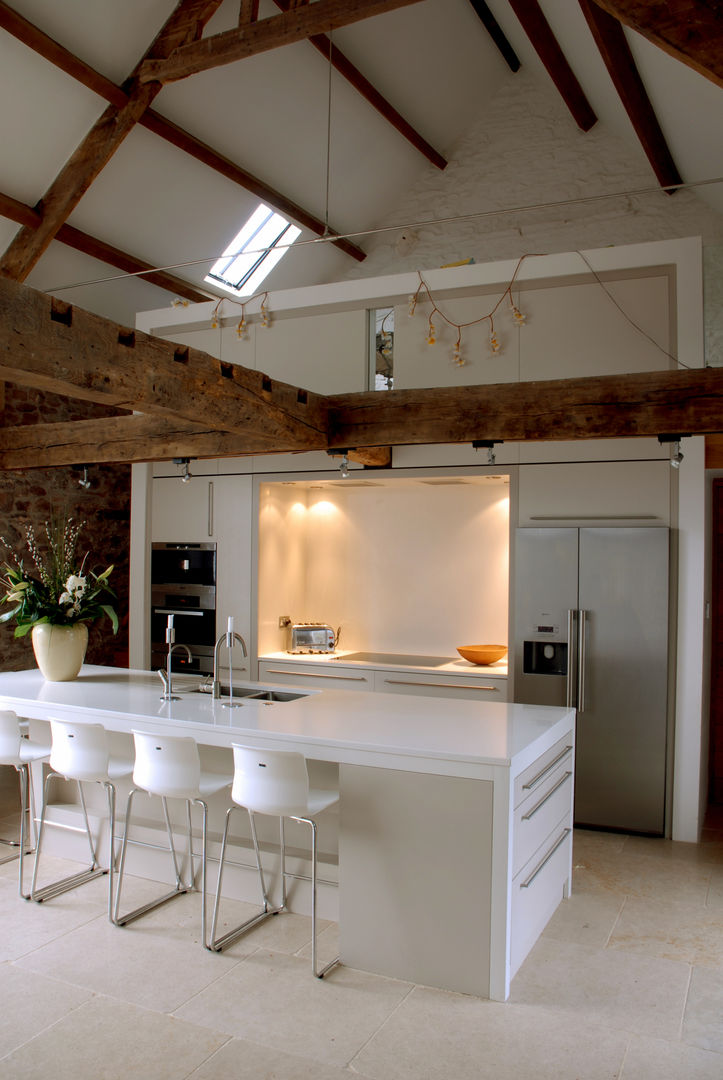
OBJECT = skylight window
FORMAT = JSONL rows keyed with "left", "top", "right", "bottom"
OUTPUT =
{"left": 205, "top": 204, "right": 301, "bottom": 296}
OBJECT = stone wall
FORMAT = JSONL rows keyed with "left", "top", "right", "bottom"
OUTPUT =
{"left": 0, "top": 384, "right": 130, "bottom": 673}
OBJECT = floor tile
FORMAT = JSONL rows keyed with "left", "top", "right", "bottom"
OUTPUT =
{"left": 541, "top": 887, "right": 624, "bottom": 948}
{"left": 608, "top": 895, "right": 723, "bottom": 967}
{"left": 619, "top": 1034, "right": 723, "bottom": 1079}
{"left": 14, "top": 890, "right": 248, "bottom": 1012}
{"left": 510, "top": 936, "right": 691, "bottom": 1040}
{"left": 352, "top": 985, "right": 630, "bottom": 1080}
{"left": 188, "top": 1037, "right": 371, "bottom": 1079}
{"left": 683, "top": 966, "right": 723, "bottom": 1054}
{"left": 0, "top": 869, "right": 108, "bottom": 962}
{"left": 0, "top": 995, "right": 229, "bottom": 1080}
{"left": 174, "top": 950, "right": 412, "bottom": 1067}
{"left": 572, "top": 847, "right": 712, "bottom": 906}
{"left": 0, "top": 963, "right": 91, "bottom": 1058}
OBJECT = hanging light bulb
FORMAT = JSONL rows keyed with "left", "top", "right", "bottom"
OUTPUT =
{"left": 339, "top": 454, "right": 350, "bottom": 479}
{"left": 671, "top": 441, "right": 684, "bottom": 469}
{"left": 173, "top": 457, "right": 193, "bottom": 483}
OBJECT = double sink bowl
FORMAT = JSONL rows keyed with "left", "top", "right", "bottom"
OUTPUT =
{"left": 192, "top": 684, "right": 307, "bottom": 704}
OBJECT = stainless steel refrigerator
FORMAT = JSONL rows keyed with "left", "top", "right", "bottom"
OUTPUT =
{"left": 513, "top": 528, "right": 669, "bottom": 835}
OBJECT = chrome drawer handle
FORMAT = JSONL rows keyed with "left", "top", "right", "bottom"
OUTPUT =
{"left": 265, "top": 669, "right": 368, "bottom": 681}
{"left": 384, "top": 679, "right": 499, "bottom": 691}
{"left": 520, "top": 829, "right": 571, "bottom": 889}
{"left": 521, "top": 772, "right": 572, "bottom": 820}
{"left": 522, "top": 745, "right": 573, "bottom": 791}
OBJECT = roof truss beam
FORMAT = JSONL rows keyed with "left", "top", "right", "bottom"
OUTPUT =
{"left": 506, "top": 0, "right": 597, "bottom": 130}
{"left": 0, "top": 189, "right": 210, "bottom": 303}
{"left": 579, "top": 0, "right": 682, "bottom": 190}
{"left": 138, "top": 0, "right": 425, "bottom": 84}
{"left": 591, "top": 0, "right": 723, "bottom": 89}
{"left": 0, "top": 0, "right": 225, "bottom": 282}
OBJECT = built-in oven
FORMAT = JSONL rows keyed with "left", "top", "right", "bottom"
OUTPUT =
{"left": 150, "top": 543, "right": 216, "bottom": 674}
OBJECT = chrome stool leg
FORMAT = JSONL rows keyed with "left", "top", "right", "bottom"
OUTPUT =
{"left": 31, "top": 773, "right": 107, "bottom": 903}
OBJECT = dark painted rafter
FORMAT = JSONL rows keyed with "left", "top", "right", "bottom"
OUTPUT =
{"left": 467, "top": 0, "right": 521, "bottom": 71}
{"left": 506, "top": 0, "right": 597, "bottom": 130}
{"left": 579, "top": 0, "right": 682, "bottom": 191}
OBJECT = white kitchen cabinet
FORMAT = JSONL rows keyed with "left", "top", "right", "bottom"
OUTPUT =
{"left": 258, "top": 660, "right": 373, "bottom": 692}
{"left": 373, "top": 671, "right": 507, "bottom": 701}
{"left": 517, "top": 460, "right": 671, "bottom": 526}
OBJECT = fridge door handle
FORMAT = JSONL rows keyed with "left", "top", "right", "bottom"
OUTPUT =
{"left": 577, "top": 609, "right": 587, "bottom": 713}
{"left": 566, "top": 609, "right": 576, "bottom": 707}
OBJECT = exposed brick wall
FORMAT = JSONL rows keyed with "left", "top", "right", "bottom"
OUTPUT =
{"left": 0, "top": 385, "right": 130, "bottom": 673}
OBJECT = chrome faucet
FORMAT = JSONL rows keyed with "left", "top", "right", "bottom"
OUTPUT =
{"left": 212, "top": 629, "right": 248, "bottom": 706}
{"left": 158, "top": 643, "right": 192, "bottom": 701}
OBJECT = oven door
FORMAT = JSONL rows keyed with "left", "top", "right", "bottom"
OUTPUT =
{"left": 151, "top": 584, "right": 216, "bottom": 651}
{"left": 151, "top": 543, "right": 216, "bottom": 587}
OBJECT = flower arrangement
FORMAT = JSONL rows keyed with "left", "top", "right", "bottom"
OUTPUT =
{"left": 0, "top": 518, "right": 118, "bottom": 639}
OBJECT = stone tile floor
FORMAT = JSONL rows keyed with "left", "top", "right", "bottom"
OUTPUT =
{"left": 0, "top": 776, "right": 719, "bottom": 1079}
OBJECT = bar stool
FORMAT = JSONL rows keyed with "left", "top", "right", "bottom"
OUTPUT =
{"left": 31, "top": 718, "right": 133, "bottom": 919}
{"left": 0, "top": 710, "right": 50, "bottom": 898}
{"left": 113, "top": 730, "right": 232, "bottom": 948}
{"left": 209, "top": 743, "right": 340, "bottom": 978}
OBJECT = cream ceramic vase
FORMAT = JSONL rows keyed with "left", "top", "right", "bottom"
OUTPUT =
{"left": 31, "top": 623, "right": 89, "bottom": 682}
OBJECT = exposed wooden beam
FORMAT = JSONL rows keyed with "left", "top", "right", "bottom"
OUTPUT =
{"left": 579, "top": 0, "right": 682, "bottom": 190}
{"left": 591, "top": 0, "right": 723, "bottom": 89}
{"left": 0, "top": 187, "right": 210, "bottom": 303}
{"left": 139, "top": 112, "right": 366, "bottom": 262}
{"left": 0, "top": 0, "right": 225, "bottom": 282}
{"left": 0, "top": 413, "right": 390, "bottom": 470}
{"left": 0, "top": 275, "right": 328, "bottom": 451}
{"left": 328, "top": 368, "right": 723, "bottom": 447}
{"left": 506, "top": 0, "right": 597, "bottom": 130}
{"left": 139, "top": 0, "right": 425, "bottom": 84}
{"left": 272, "top": 0, "right": 446, "bottom": 169}
{"left": 0, "top": 1, "right": 365, "bottom": 263}
{"left": 467, "top": 0, "right": 521, "bottom": 72}
{"left": 239, "top": 1, "right": 260, "bottom": 24}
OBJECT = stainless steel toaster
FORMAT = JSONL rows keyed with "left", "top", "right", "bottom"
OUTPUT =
{"left": 287, "top": 623, "right": 336, "bottom": 653}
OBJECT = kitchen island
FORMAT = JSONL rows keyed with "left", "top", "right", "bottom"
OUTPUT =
{"left": 0, "top": 665, "right": 574, "bottom": 1000}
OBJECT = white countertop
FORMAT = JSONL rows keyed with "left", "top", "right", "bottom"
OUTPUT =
{"left": 259, "top": 651, "right": 509, "bottom": 678}
{"left": 0, "top": 666, "right": 569, "bottom": 779}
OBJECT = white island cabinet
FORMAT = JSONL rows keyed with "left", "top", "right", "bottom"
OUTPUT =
{"left": 0, "top": 666, "right": 573, "bottom": 1001}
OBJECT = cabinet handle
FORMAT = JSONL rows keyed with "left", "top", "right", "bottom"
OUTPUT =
{"left": 154, "top": 609, "right": 204, "bottom": 617}
{"left": 520, "top": 828, "right": 571, "bottom": 889}
{"left": 208, "top": 481, "right": 214, "bottom": 537}
{"left": 384, "top": 679, "right": 499, "bottom": 691}
{"left": 522, "top": 745, "right": 573, "bottom": 791}
{"left": 264, "top": 668, "right": 368, "bottom": 682}
{"left": 521, "top": 771, "right": 572, "bottom": 820}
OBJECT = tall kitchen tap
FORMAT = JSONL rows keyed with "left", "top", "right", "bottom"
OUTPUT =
{"left": 158, "top": 643, "right": 192, "bottom": 701}
{"left": 213, "top": 619, "right": 247, "bottom": 707}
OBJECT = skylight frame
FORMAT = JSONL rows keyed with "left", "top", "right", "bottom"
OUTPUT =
{"left": 205, "top": 203, "right": 301, "bottom": 297}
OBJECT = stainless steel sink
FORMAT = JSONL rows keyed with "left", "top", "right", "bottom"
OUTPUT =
{"left": 192, "top": 684, "right": 306, "bottom": 702}
{"left": 249, "top": 690, "right": 306, "bottom": 702}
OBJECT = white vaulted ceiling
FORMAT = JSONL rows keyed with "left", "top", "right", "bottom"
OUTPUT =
{"left": 0, "top": 0, "right": 721, "bottom": 326}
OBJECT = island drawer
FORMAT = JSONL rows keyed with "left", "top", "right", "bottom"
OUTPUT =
{"left": 373, "top": 672, "right": 507, "bottom": 700}
{"left": 513, "top": 736, "right": 574, "bottom": 809}
{"left": 513, "top": 762, "right": 573, "bottom": 876}
{"left": 510, "top": 820, "right": 572, "bottom": 977}
{"left": 258, "top": 661, "right": 373, "bottom": 691}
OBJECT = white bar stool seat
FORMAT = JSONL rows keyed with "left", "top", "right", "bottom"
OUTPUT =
{"left": 31, "top": 718, "right": 133, "bottom": 919}
{"left": 0, "top": 710, "right": 50, "bottom": 898}
{"left": 113, "top": 730, "right": 232, "bottom": 948}
{"left": 210, "top": 743, "right": 339, "bottom": 977}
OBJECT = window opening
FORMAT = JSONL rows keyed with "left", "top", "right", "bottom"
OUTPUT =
{"left": 371, "top": 307, "right": 394, "bottom": 390}
{"left": 205, "top": 204, "right": 301, "bottom": 296}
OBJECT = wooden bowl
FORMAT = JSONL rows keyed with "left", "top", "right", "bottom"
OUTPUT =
{"left": 457, "top": 644, "right": 507, "bottom": 665}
